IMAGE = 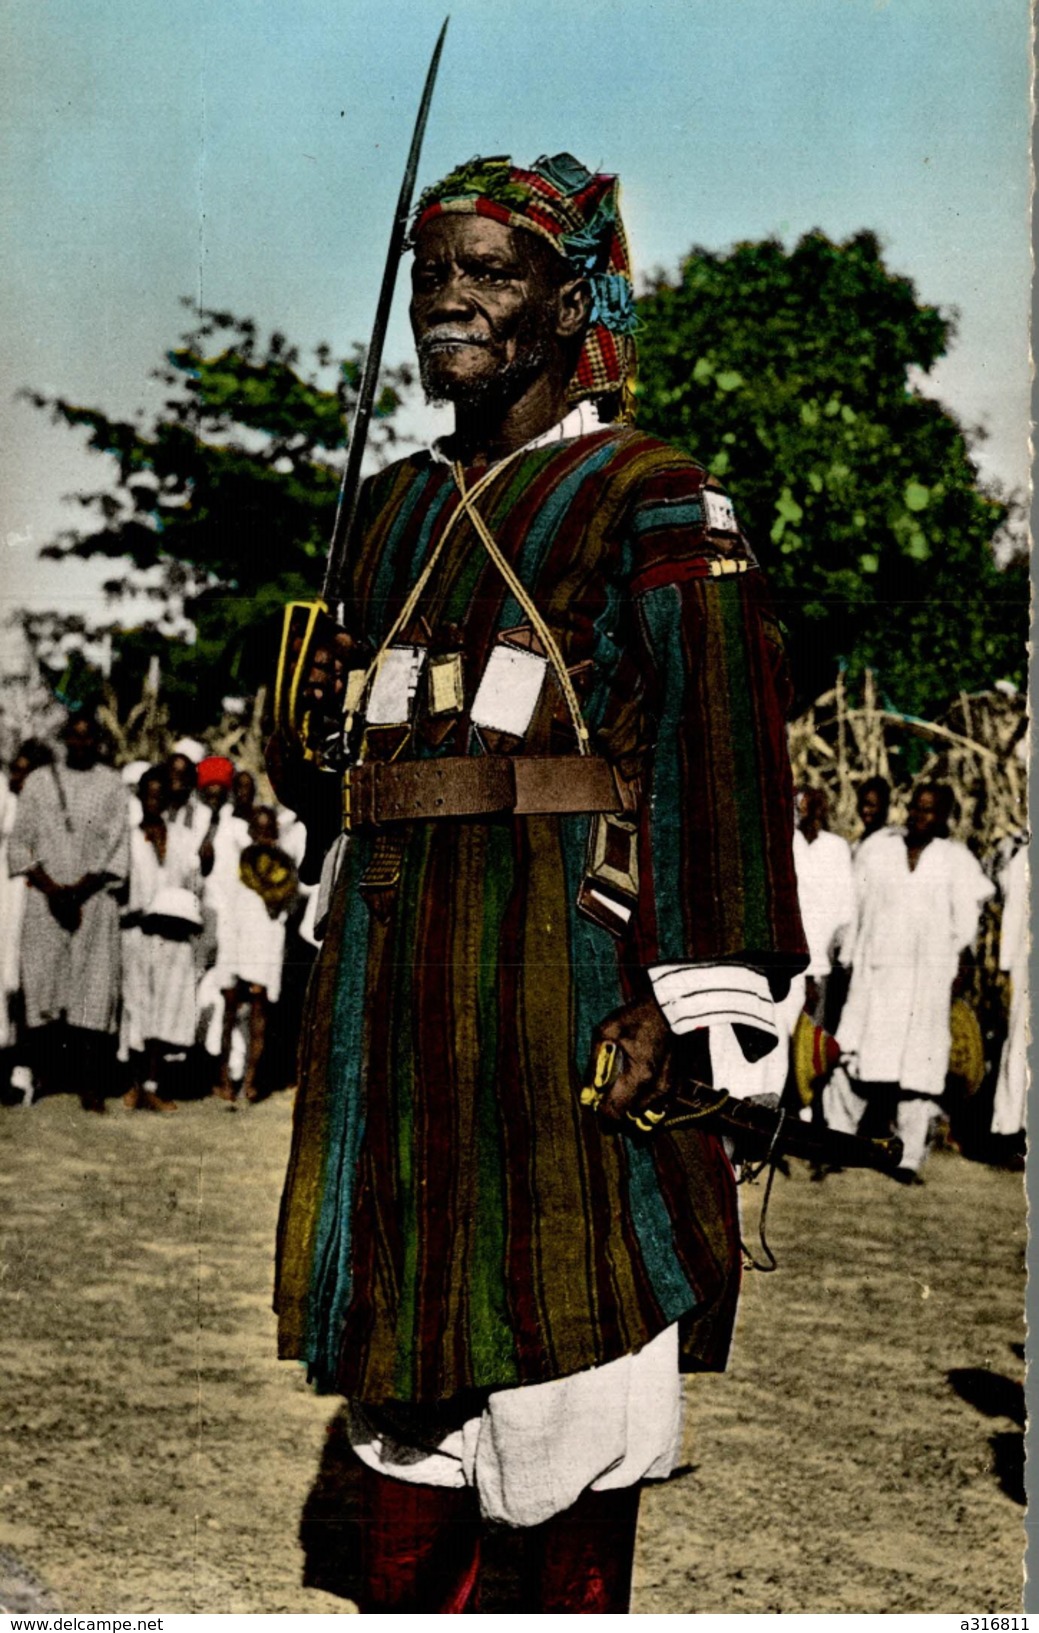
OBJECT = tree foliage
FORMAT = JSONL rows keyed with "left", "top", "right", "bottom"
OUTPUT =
{"left": 27, "top": 237, "right": 1028, "bottom": 727}
{"left": 25, "top": 303, "right": 414, "bottom": 725}
{"left": 634, "top": 231, "right": 1027, "bottom": 715}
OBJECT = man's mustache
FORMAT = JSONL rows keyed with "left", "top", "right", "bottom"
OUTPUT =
{"left": 417, "top": 327, "right": 492, "bottom": 354}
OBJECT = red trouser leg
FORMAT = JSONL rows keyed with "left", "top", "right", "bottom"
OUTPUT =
{"left": 357, "top": 1462, "right": 482, "bottom": 1613}
{"left": 530, "top": 1483, "right": 642, "bottom": 1613}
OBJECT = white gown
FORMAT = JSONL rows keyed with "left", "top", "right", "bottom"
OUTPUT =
{"left": 992, "top": 845, "right": 1028, "bottom": 1136}
{"left": 120, "top": 823, "right": 202, "bottom": 1055}
{"left": 839, "top": 830, "right": 993, "bottom": 1097}
{"left": 0, "top": 777, "right": 27, "bottom": 1049}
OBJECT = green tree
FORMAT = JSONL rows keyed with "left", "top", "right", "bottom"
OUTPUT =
{"left": 634, "top": 231, "right": 1027, "bottom": 715}
{"left": 25, "top": 302, "right": 414, "bottom": 728}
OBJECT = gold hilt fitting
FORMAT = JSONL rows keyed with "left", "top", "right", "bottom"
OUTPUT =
{"left": 579, "top": 1039, "right": 667, "bottom": 1132}
{"left": 273, "top": 598, "right": 330, "bottom": 761}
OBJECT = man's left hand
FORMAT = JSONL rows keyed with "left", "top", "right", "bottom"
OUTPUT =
{"left": 588, "top": 995, "right": 674, "bottom": 1126}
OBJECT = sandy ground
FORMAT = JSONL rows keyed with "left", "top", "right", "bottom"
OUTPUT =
{"left": 0, "top": 1087, "right": 1025, "bottom": 1614}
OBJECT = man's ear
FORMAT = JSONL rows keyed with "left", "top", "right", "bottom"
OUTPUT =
{"left": 555, "top": 275, "right": 592, "bottom": 340}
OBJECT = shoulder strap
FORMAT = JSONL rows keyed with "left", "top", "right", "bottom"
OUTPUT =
{"left": 451, "top": 461, "right": 592, "bottom": 756}
{"left": 347, "top": 445, "right": 532, "bottom": 755}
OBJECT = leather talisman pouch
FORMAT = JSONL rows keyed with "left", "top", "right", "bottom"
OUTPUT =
{"left": 577, "top": 809, "right": 640, "bottom": 937}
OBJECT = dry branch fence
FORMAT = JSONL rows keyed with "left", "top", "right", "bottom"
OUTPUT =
{"left": 789, "top": 671, "right": 1028, "bottom": 1007}
{"left": 788, "top": 670, "right": 1027, "bottom": 859}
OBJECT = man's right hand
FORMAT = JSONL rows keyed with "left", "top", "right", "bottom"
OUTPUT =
{"left": 587, "top": 995, "right": 675, "bottom": 1127}
{"left": 28, "top": 866, "right": 79, "bottom": 931}
{"left": 293, "top": 618, "right": 361, "bottom": 718}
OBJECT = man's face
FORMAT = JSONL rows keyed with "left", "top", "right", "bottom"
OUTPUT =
{"left": 797, "top": 787, "right": 827, "bottom": 841}
{"left": 9, "top": 755, "right": 32, "bottom": 796}
{"left": 859, "top": 788, "right": 883, "bottom": 831}
{"left": 410, "top": 216, "right": 566, "bottom": 407}
{"left": 64, "top": 719, "right": 99, "bottom": 771}
{"left": 199, "top": 781, "right": 227, "bottom": 814}
{"left": 907, "top": 789, "right": 941, "bottom": 843}
{"left": 233, "top": 772, "right": 255, "bottom": 813}
{"left": 141, "top": 777, "right": 167, "bottom": 822}
{"left": 249, "top": 808, "right": 278, "bottom": 847}
{"left": 167, "top": 755, "right": 194, "bottom": 801}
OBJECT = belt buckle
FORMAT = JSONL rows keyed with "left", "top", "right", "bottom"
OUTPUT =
{"left": 342, "top": 767, "right": 353, "bottom": 832}
{"left": 343, "top": 764, "right": 373, "bottom": 831}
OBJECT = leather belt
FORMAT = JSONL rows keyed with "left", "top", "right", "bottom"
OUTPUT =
{"left": 343, "top": 755, "right": 626, "bottom": 831}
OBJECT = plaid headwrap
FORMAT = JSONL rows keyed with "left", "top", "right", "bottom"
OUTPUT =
{"left": 412, "top": 153, "right": 638, "bottom": 421}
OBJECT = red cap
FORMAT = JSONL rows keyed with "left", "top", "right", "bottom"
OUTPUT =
{"left": 197, "top": 755, "right": 234, "bottom": 790}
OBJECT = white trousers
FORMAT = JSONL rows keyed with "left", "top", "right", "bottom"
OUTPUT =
{"left": 347, "top": 1323, "right": 682, "bottom": 1528}
{"left": 346, "top": 1021, "right": 766, "bottom": 1530}
{"left": 823, "top": 1065, "right": 936, "bottom": 1172}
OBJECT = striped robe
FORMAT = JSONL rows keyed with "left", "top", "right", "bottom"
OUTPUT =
{"left": 275, "top": 427, "right": 806, "bottom": 1405}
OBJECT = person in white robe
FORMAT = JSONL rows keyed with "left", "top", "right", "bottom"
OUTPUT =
{"left": 794, "top": 787, "right": 856, "bottom": 1024}
{"left": 120, "top": 765, "right": 203, "bottom": 1112}
{"left": 8, "top": 713, "right": 129, "bottom": 1111}
{"left": 192, "top": 757, "right": 250, "bottom": 1068}
{"left": 824, "top": 782, "right": 994, "bottom": 1181}
{"left": 214, "top": 806, "right": 297, "bottom": 1104}
{"left": 195, "top": 758, "right": 248, "bottom": 951}
{"left": 165, "top": 749, "right": 225, "bottom": 853}
{"left": 0, "top": 743, "right": 54, "bottom": 1074}
{"left": 852, "top": 775, "right": 891, "bottom": 856}
{"left": 991, "top": 842, "right": 1028, "bottom": 1139}
{"left": 231, "top": 768, "right": 256, "bottom": 827}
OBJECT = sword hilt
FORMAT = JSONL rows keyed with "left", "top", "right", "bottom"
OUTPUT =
{"left": 273, "top": 598, "right": 333, "bottom": 762}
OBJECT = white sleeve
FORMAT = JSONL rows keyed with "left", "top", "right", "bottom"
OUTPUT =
{"left": 7, "top": 772, "right": 42, "bottom": 877}
{"left": 649, "top": 962, "right": 789, "bottom": 1102}
{"left": 706, "top": 1017, "right": 782, "bottom": 1101}
{"left": 649, "top": 962, "right": 777, "bottom": 1040}
{"left": 950, "top": 845, "right": 996, "bottom": 954}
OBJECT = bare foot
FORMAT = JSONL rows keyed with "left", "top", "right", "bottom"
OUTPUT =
{"left": 141, "top": 1087, "right": 177, "bottom": 1114}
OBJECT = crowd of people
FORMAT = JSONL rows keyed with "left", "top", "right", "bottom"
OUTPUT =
{"left": 0, "top": 707, "right": 1027, "bottom": 1178}
{"left": 771, "top": 776, "right": 1026, "bottom": 1183}
{"left": 0, "top": 710, "right": 318, "bottom": 1112}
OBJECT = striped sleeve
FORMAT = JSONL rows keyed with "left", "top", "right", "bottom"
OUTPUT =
{"left": 625, "top": 457, "right": 808, "bottom": 995}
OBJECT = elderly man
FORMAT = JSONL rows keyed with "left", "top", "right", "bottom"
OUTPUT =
{"left": 8, "top": 711, "right": 128, "bottom": 1111}
{"left": 272, "top": 154, "right": 806, "bottom": 1612}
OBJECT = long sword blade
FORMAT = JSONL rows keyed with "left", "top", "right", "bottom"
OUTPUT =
{"left": 322, "top": 16, "right": 449, "bottom": 601}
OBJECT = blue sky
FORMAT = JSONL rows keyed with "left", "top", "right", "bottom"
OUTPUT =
{"left": 0, "top": 0, "right": 1031, "bottom": 617}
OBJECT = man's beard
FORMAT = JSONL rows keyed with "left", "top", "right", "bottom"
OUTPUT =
{"left": 417, "top": 329, "right": 550, "bottom": 414}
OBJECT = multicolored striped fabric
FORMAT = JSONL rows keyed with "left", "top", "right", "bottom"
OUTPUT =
{"left": 275, "top": 428, "right": 807, "bottom": 1404}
